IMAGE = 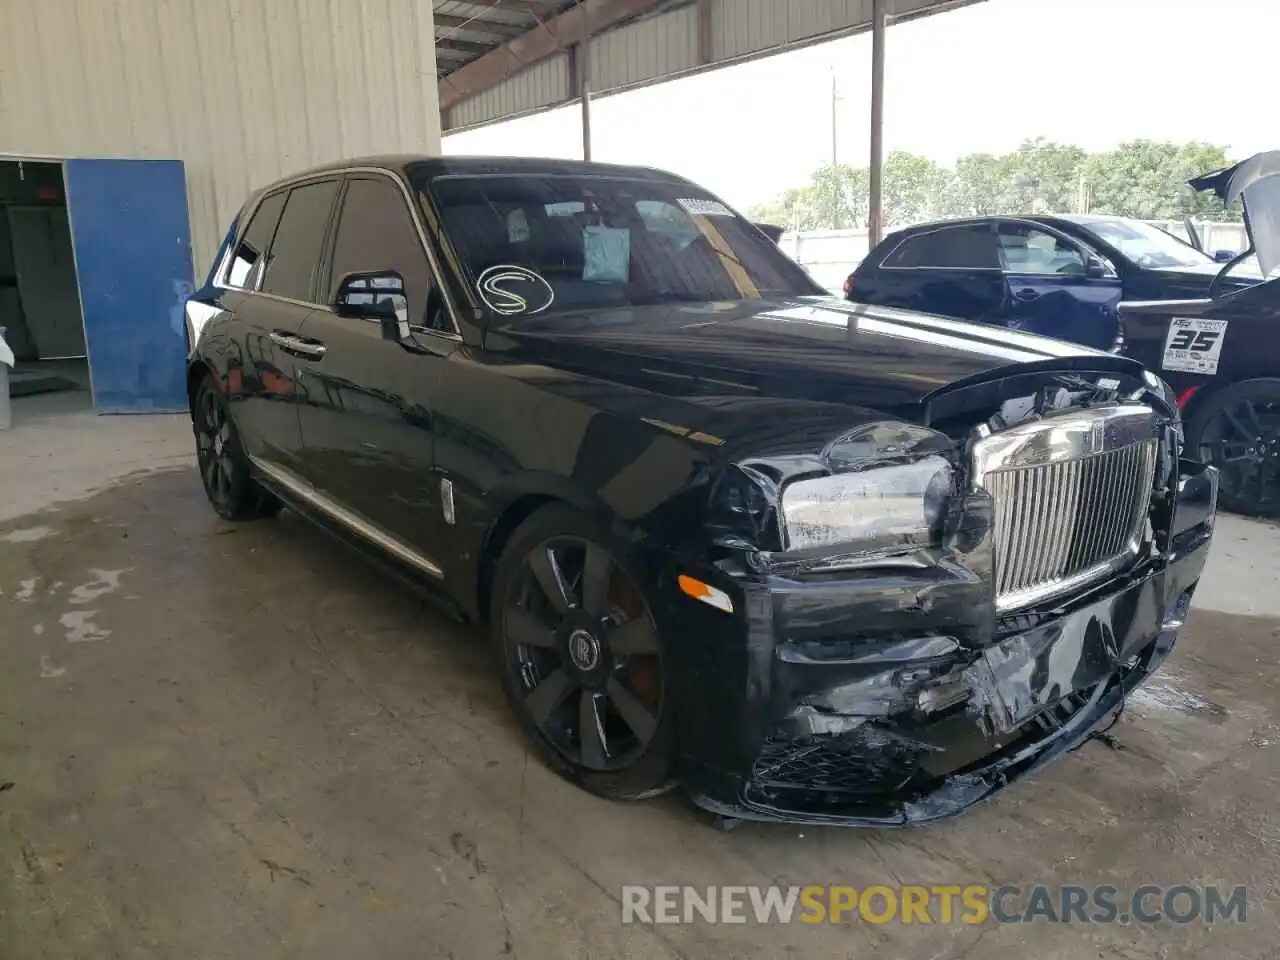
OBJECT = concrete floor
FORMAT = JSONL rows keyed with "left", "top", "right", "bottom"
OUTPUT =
{"left": 2, "top": 396, "right": 1278, "bottom": 959}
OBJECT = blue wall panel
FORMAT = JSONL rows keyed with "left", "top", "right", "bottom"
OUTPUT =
{"left": 64, "top": 159, "right": 193, "bottom": 412}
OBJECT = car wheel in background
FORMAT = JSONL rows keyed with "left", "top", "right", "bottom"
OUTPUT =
{"left": 1186, "top": 377, "right": 1280, "bottom": 518}
{"left": 192, "top": 376, "right": 281, "bottom": 522}
{"left": 490, "top": 504, "right": 676, "bottom": 800}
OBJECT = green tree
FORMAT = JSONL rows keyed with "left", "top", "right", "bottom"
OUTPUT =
{"left": 1005, "top": 138, "right": 1088, "bottom": 214}
{"left": 1082, "top": 141, "right": 1241, "bottom": 220}
{"left": 881, "top": 152, "right": 950, "bottom": 227}
{"left": 809, "top": 163, "right": 870, "bottom": 229}
{"left": 746, "top": 138, "right": 1244, "bottom": 231}
{"left": 943, "top": 152, "right": 1016, "bottom": 217}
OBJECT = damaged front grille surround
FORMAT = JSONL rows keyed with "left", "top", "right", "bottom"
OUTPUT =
{"left": 971, "top": 404, "right": 1161, "bottom": 612}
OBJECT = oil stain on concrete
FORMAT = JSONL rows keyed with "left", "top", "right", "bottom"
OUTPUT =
{"left": 1, "top": 467, "right": 1278, "bottom": 959}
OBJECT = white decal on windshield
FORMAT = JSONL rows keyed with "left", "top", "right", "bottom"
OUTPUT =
{"left": 677, "top": 198, "right": 734, "bottom": 217}
{"left": 476, "top": 265, "right": 555, "bottom": 316}
{"left": 1162, "top": 317, "right": 1228, "bottom": 375}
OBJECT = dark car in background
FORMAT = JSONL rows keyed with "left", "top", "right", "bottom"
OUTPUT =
{"left": 844, "top": 213, "right": 1261, "bottom": 352}
{"left": 184, "top": 155, "right": 1216, "bottom": 827}
{"left": 1120, "top": 151, "right": 1280, "bottom": 517}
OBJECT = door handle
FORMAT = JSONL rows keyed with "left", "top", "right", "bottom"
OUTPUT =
{"left": 270, "top": 331, "right": 327, "bottom": 359}
{"left": 1013, "top": 288, "right": 1040, "bottom": 302}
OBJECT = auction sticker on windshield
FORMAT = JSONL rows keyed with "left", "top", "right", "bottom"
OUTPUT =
{"left": 677, "top": 198, "right": 734, "bottom": 217}
{"left": 1162, "top": 317, "right": 1229, "bottom": 375}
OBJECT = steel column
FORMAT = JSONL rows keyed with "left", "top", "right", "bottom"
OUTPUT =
{"left": 868, "top": 0, "right": 887, "bottom": 248}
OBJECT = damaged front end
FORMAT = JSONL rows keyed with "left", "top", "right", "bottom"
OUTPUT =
{"left": 672, "top": 363, "right": 1218, "bottom": 826}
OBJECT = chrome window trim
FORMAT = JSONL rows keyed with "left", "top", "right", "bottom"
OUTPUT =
{"left": 217, "top": 166, "right": 464, "bottom": 342}
{"left": 249, "top": 455, "right": 444, "bottom": 579}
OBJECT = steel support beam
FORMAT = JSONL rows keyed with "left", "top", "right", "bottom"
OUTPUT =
{"left": 438, "top": 0, "right": 664, "bottom": 111}
{"left": 867, "top": 0, "right": 888, "bottom": 249}
{"left": 696, "top": 0, "right": 713, "bottom": 64}
{"left": 434, "top": 14, "right": 526, "bottom": 39}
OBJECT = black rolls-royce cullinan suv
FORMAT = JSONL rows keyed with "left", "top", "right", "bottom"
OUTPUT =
{"left": 183, "top": 156, "right": 1218, "bottom": 827}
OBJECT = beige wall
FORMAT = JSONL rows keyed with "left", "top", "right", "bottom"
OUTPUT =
{"left": 0, "top": 0, "right": 441, "bottom": 275}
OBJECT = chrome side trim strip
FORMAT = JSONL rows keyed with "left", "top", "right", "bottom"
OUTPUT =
{"left": 249, "top": 456, "right": 444, "bottom": 579}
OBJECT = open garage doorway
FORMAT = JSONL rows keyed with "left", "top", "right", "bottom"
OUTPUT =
{"left": 0, "top": 159, "right": 92, "bottom": 410}
{"left": 1, "top": 155, "right": 194, "bottom": 421}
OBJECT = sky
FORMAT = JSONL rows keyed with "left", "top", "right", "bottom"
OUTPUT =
{"left": 442, "top": 0, "right": 1277, "bottom": 212}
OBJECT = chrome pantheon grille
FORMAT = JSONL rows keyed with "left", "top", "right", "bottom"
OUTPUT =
{"left": 972, "top": 405, "right": 1160, "bottom": 611}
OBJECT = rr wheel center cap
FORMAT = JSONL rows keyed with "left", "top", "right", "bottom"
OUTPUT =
{"left": 567, "top": 628, "right": 602, "bottom": 672}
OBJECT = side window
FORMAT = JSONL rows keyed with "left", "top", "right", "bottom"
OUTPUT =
{"left": 881, "top": 225, "right": 999, "bottom": 269}
{"left": 328, "top": 177, "right": 436, "bottom": 328}
{"left": 259, "top": 179, "right": 339, "bottom": 302}
{"left": 997, "top": 222, "right": 1087, "bottom": 276}
{"left": 225, "top": 191, "right": 286, "bottom": 289}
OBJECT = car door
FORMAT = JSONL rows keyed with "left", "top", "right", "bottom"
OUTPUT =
{"left": 995, "top": 219, "right": 1121, "bottom": 350}
{"left": 223, "top": 178, "right": 339, "bottom": 475}
{"left": 872, "top": 223, "right": 1006, "bottom": 322}
{"left": 296, "top": 172, "right": 456, "bottom": 558}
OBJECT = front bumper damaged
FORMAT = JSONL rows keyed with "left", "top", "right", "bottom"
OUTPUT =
{"left": 677, "top": 460, "right": 1218, "bottom": 827}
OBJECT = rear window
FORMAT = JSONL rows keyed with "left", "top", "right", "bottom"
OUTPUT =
{"left": 881, "top": 225, "right": 999, "bottom": 270}
{"left": 259, "top": 179, "right": 339, "bottom": 302}
{"left": 225, "top": 190, "right": 286, "bottom": 289}
{"left": 425, "top": 174, "right": 821, "bottom": 319}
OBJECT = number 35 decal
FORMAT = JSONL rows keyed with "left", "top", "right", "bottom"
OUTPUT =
{"left": 1162, "top": 317, "right": 1229, "bottom": 375}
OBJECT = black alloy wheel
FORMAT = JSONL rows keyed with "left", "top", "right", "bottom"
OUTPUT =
{"left": 493, "top": 506, "right": 673, "bottom": 799}
{"left": 192, "top": 377, "right": 280, "bottom": 521}
{"left": 1190, "top": 379, "right": 1280, "bottom": 518}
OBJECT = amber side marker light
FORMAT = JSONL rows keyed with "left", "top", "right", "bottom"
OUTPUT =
{"left": 677, "top": 574, "right": 734, "bottom": 614}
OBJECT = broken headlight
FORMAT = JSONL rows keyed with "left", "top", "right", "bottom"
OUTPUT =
{"left": 776, "top": 422, "right": 955, "bottom": 554}
{"left": 780, "top": 456, "right": 954, "bottom": 553}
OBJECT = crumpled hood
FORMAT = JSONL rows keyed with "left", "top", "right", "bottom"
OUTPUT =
{"left": 489, "top": 298, "right": 1147, "bottom": 455}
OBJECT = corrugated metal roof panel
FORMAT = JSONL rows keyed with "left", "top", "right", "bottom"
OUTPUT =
{"left": 447, "top": 53, "right": 571, "bottom": 129}
{"left": 590, "top": 5, "right": 699, "bottom": 92}
{"left": 442, "top": 0, "right": 979, "bottom": 131}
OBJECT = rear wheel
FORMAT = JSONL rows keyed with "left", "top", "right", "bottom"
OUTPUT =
{"left": 490, "top": 505, "right": 674, "bottom": 800}
{"left": 1187, "top": 378, "right": 1280, "bottom": 518}
{"left": 192, "top": 376, "right": 280, "bottom": 521}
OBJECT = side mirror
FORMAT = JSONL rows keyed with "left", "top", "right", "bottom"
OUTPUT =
{"left": 754, "top": 222, "right": 785, "bottom": 244}
{"left": 334, "top": 269, "right": 406, "bottom": 315}
{"left": 1084, "top": 255, "right": 1110, "bottom": 279}
{"left": 1213, "top": 249, "right": 1235, "bottom": 263}
{"left": 333, "top": 270, "right": 412, "bottom": 342}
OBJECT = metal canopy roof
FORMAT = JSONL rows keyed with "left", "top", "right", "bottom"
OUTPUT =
{"left": 435, "top": 0, "right": 981, "bottom": 132}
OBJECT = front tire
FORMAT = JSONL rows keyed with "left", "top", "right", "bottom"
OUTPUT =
{"left": 192, "top": 376, "right": 280, "bottom": 521}
{"left": 490, "top": 504, "right": 675, "bottom": 801}
{"left": 1186, "top": 378, "right": 1280, "bottom": 518}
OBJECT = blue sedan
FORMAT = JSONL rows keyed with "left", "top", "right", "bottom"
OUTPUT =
{"left": 844, "top": 214, "right": 1260, "bottom": 351}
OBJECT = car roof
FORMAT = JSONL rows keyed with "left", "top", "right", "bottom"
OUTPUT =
{"left": 254, "top": 154, "right": 694, "bottom": 195}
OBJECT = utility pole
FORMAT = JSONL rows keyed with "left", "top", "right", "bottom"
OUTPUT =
{"left": 867, "top": 0, "right": 887, "bottom": 248}
{"left": 830, "top": 73, "right": 839, "bottom": 166}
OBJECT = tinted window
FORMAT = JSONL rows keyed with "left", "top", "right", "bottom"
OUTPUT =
{"left": 329, "top": 177, "right": 435, "bottom": 326}
{"left": 226, "top": 190, "right": 286, "bottom": 289}
{"left": 427, "top": 174, "right": 820, "bottom": 320}
{"left": 997, "top": 222, "right": 1087, "bottom": 276}
{"left": 260, "top": 179, "right": 339, "bottom": 301}
{"left": 882, "top": 225, "right": 999, "bottom": 269}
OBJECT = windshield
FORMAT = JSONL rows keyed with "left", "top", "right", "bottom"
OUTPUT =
{"left": 426, "top": 173, "right": 821, "bottom": 319}
{"left": 1078, "top": 218, "right": 1214, "bottom": 269}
